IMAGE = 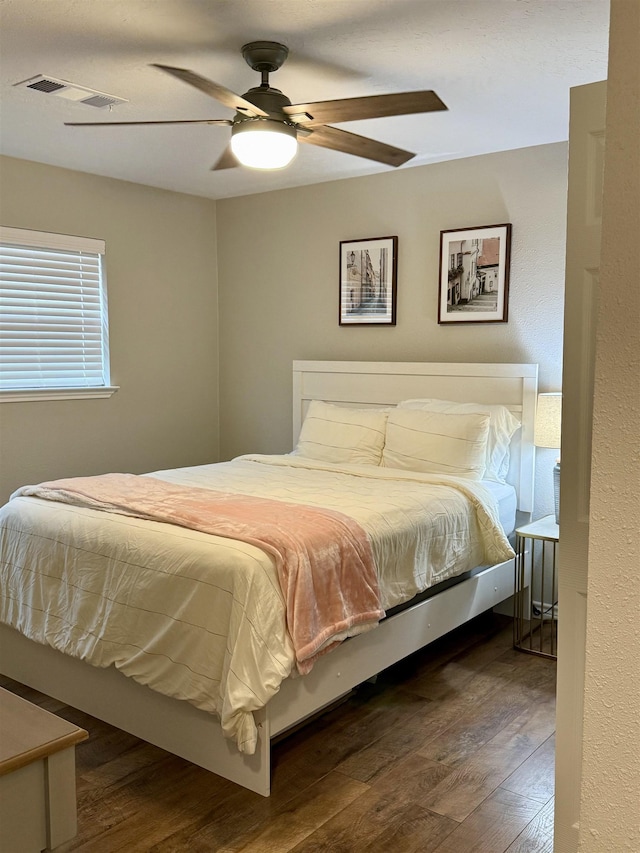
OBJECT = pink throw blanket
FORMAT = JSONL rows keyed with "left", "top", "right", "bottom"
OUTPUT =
{"left": 17, "top": 473, "right": 383, "bottom": 674}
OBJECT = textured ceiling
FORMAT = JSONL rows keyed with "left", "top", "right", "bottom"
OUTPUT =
{"left": 0, "top": 0, "right": 610, "bottom": 200}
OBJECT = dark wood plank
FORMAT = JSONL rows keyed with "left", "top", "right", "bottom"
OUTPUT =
{"left": 431, "top": 788, "right": 545, "bottom": 853}
{"left": 417, "top": 694, "right": 556, "bottom": 822}
{"left": 419, "top": 680, "right": 543, "bottom": 767}
{"left": 334, "top": 692, "right": 440, "bottom": 783}
{"left": 350, "top": 804, "right": 456, "bottom": 853}
{"left": 67, "top": 757, "right": 233, "bottom": 851}
{"left": 404, "top": 615, "right": 524, "bottom": 701}
{"left": 505, "top": 796, "right": 555, "bottom": 853}
{"left": 501, "top": 734, "right": 556, "bottom": 804}
{"left": 290, "top": 793, "right": 456, "bottom": 853}
{"left": 214, "top": 772, "right": 369, "bottom": 853}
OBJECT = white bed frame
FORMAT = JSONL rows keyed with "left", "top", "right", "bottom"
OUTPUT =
{"left": 0, "top": 361, "right": 538, "bottom": 796}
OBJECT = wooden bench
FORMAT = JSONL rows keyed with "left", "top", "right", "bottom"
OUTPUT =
{"left": 0, "top": 687, "right": 88, "bottom": 852}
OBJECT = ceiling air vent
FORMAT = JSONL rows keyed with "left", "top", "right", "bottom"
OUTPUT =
{"left": 28, "top": 78, "right": 66, "bottom": 94}
{"left": 14, "top": 74, "right": 128, "bottom": 108}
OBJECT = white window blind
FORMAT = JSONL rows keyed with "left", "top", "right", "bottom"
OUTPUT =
{"left": 0, "top": 226, "right": 115, "bottom": 399}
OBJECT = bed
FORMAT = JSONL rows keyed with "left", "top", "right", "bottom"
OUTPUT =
{"left": 0, "top": 360, "right": 538, "bottom": 796}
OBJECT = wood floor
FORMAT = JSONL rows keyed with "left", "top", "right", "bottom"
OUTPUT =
{"left": 2, "top": 613, "right": 556, "bottom": 853}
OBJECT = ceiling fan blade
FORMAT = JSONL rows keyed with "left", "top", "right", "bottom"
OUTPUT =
{"left": 300, "top": 125, "right": 414, "bottom": 167}
{"left": 65, "top": 119, "right": 233, "bottom": 127}
{"left": 285, "top": 91, "right": 447, "bottom": 126}
{"left": 151, "top": 64, "right": 269, "bottom": 118}
{"left": 211, "top": 144, "right": 239, "bottom": 171}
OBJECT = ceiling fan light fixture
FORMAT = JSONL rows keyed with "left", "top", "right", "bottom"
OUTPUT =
{"left": 230, "top": 119, "right": 297, "bottom": 169}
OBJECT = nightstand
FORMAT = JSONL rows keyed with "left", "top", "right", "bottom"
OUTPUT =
{"left": 514, "top": 514, "right": 559, "bottom": 659}
{"left": 0, "top": 687, "right": 88, "bottom": 852}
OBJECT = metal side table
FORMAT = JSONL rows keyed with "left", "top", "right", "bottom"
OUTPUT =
{"left": 514, "top": 514, "right": 559, "bottom": 659}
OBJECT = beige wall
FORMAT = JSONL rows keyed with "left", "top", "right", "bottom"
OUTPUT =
{"left": 0, "top": 144, "right": 571, "bottom": 525}
{"left": 580, "top": 0, "right": 640, "bottom": 848}
{"left": 217, "top": 141, "right": 568, "bottom": 518}
{"left": 0, "top": 156, "right": 220, "bottom": 504}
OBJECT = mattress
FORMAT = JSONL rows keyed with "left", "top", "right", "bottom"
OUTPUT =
{"left": 0, "top": 454, "right": 515, "bottom": 754}
{"left": 482, "top": 480, "right": 517, "bottom": 537}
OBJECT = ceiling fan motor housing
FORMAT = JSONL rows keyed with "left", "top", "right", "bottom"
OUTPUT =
{"left": 237, "top": 86, "right": 296, "bottom": 127}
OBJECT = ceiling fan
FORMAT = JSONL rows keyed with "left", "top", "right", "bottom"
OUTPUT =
{"left": 65, "top": 41, "right": 448, "bottom": 171}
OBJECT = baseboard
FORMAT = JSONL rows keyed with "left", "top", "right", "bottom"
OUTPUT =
{"left": 532, "top": 600, "right": 559, "bottom": 620}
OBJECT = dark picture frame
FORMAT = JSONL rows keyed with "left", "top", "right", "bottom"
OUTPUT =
{"left": 438, "top": 223, "right": 512, "bottom": 324}
{"left": 339, "top": 236, "right": 398, "bottom": 325}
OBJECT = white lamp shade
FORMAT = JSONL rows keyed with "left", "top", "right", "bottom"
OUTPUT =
{"left": 534, "top": 393, "right": 562, "bottom": 449}
{"left": 230, "top": 120, "right": 298, "bottom": 170}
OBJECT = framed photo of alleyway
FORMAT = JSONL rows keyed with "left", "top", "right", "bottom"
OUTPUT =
{"left": 438, "top": 223, "right": 512, "bottom": 324}
{"left": 339, "top": 236, "right": 397, "bottom": 325}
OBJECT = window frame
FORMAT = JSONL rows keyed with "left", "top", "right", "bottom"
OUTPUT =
{"left": 0, "top": 226, "right": 118, "bottom": 402}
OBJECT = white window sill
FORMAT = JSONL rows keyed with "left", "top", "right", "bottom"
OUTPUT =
{"left": 0, "top": 387, "right": 120, "bottom": 403}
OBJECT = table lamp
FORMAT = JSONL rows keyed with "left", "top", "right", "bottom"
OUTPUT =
{"left": 534, "top": 392, "right": 562, "bottom": 524}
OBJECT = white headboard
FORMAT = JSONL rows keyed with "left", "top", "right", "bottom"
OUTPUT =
{"left": 293, "top": 360, "right": 538, "bottom": 513}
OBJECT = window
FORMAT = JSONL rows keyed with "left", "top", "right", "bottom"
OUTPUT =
{"left": 0, "top": 226, "right": 117, "bottom": 401}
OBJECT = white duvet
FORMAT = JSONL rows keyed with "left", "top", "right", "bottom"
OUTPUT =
{"left": 0, "top": 454, "right": 514, "bottom": 753}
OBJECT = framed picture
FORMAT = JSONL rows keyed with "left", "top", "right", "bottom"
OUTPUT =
{"left": 438, "top": 223, "right": 512, "bottom": 324}
{"left": 339, "top": 236, "right": 397, "bottom": 325}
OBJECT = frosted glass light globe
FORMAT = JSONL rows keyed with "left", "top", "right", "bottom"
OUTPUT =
{"left": 230, "top": 121, "right": 297, "bottom": 170}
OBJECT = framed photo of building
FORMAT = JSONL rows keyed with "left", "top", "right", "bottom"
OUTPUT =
{"left": 438, "top": 223, "right": 512, "bottom": 324}
{"left": 339, "top": 236, "right": 398, "bottom": 325}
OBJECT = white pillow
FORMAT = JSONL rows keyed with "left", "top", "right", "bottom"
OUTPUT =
{"left": 382, "top": 409, "right": 490, "bottom": 480}
{"left": 295, "top": 400, "right": 388, "bottom": 465}
{"left": 398, "top": 398, "right": 520, "bottom": 482}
